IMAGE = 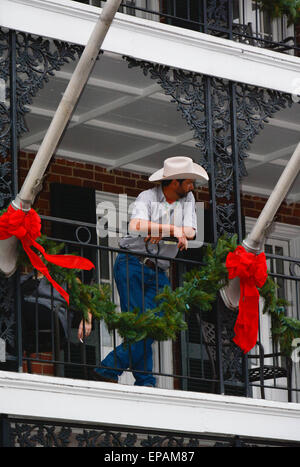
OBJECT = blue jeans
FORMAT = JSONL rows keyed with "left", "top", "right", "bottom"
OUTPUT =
{"left": 95, "top": 253, "right": 170, "bottom": 386}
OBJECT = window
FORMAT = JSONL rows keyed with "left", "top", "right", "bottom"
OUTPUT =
{"left": 89, "top": 0, "right": 160, "bottom": 21}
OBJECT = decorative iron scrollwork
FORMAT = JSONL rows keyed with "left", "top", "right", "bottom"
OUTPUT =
{"left": 0, "top": 28, "right": 83, "bottom": 162}
{"left": 5, "top": 418, "right": 296, "bottom": 447}
{"left": 124, "top": 56, "right": 293, "bottom": 236}
{"left": 206, "top": 0, "right": 230, "bottom": 30}
{"left": 123, "top": 55, "right": 294, "bottom": 385}
{"left": 0, "top": 28, "right": 83, "bottom": 361}
{"left": 0, "top": 29, "right": 9, "bottom": 159}
{"left": 11, "top": 422, "right": 72, "bottom": 447}
{"left": 76, "top": 430, "right": 138, "bottom": 448}
{"left": 10, "top": 421, "right": 202, "bottom": 447}
{"left": 0, "top": 275, "right": 15, "bottom": 356}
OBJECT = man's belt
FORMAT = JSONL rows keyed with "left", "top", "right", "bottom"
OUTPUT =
{"left": 138, "top": 256, "right": 162, "bottom": 271}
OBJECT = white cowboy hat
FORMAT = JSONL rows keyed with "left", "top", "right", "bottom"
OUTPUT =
{"left": 149, "top": 156, "right": 209, "bottom": 183}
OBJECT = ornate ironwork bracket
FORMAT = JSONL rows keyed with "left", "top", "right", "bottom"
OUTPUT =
{"left": 123, "top": 56, "right": 293, "bottom": 238}
{"left": 0, "top": 28, "right": 83, "bottom": 363}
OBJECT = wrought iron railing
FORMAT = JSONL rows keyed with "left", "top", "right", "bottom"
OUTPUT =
{"left": 1, "top": 414, "right": 300, "bottom": 447}
{"left": 74, "top": 0, "right": 300, "bottom": 55}
{"left": 1, "top": 214, "right": 299, "bottom": 404}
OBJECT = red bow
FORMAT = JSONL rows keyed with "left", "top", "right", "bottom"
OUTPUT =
{"left": 225, "top": 245, "right": 268, "bottom": 354}
{"left": 0, "top": 205, "right": 95, "bottom": 305}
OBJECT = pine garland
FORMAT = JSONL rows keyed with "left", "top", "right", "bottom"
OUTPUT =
{"left": 7, "top": 230, "right": 300, "bottom": 356}
{"left": 258, "top": 0, "right": 300, "bottom": 25}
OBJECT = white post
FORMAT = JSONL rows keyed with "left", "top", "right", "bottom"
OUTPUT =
{"left": 12, "top": 0, "right": 122, "bottom": 211}
{"left": 0, "top": 0, "right": 122, "bottom": 276}
{"left": 220, "top": 142, "right": 300, "bottom": 310}
{"left": 243, "top": 142, "right": 300, "bottom": 253}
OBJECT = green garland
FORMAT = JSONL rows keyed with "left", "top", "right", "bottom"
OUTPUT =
{"left": 258, "top": 0, "right": 300, "bottom": 25}
{"left": 13, "top": 233, "right": 300, "bottom": 356}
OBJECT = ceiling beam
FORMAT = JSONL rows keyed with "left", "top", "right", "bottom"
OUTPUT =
{"left": 267, "top": 117, "right": 300, "bottom": 133}
{"left": 27, "top": 144, "right": 157, "bottom": 176}
{"left": 20, "top": 96, "right": 136, "bottom": 148}
{"left": 24, "top": 105, "right": 296, "bottom": 170}
{"left": 108, "top": 130, "right": 194, "bottom": 170}
{"left": 245, "top": 144, "right": 297, "bottom": 170}
{"left": 53, "top": 69, "right": 172, "bottom": 102}
{"left": 21, "top": 67, "right": 300, "bottom": 172}
{"left": 108, "top": 142, "right": 171, "bottom": 170}
{"left": 52, "top": 69, "right": 177, "bottom": 104}
{"left": 27, "top": 142, "right": 298, "bottom": 202}
{"left": 246, "top": 156, "right": 287, "bottom": 168}
{"left": 55, "top": 70, "right": 148, "bottom": 96}
{"left": 20, "top": 83, "right": 161, "bottom": 149}
{"left": 87, "top": 119, "right": 180, "bottom": 142}
{"left": 22, "top": 103, "right": 185, "bottom": 145}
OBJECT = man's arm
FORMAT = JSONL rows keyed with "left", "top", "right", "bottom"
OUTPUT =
{"left": 129, "top": 219, "right": 195, "bottom": 250}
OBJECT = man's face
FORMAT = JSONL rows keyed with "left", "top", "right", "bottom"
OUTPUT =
{"left": 175, "top": 179, "right": 195, "bottom": 197}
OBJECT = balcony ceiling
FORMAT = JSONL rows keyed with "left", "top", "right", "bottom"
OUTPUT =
{"left": 22, "top": 50, "right": 300, "bottom": 202}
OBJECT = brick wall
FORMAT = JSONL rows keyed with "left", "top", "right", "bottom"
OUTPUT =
{"left": 19, "top": 150, "right": 300, "bottom": 227}
{"left": 18, "top": 150, "right": 300, "bottom": 376}
{"left": 242, "top": 194, "right": 300, "bottom": 226}
{"left": 22, "top": 352, "right": 54, "bottom": 375}
{"left": 18, "top": 151, "right": 211, "bottom": 217}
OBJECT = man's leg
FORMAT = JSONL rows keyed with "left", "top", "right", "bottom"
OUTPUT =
{"left": 94, "top": 254, "right": 146, "bottom": 381}
{"left": 132, "top": 267, "right": 170, "bottom": 387}
{"left": 95, "top": 254, "right": 170, "bottom": 386}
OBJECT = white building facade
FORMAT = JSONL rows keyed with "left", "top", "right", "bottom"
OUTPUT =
{"left": 0, "top": 0, "right": 300, "bottom": 447}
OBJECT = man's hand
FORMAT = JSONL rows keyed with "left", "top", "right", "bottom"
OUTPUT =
{"left": 144, "top": 235, "right": 162, "bottom": 245}
{"left": 173, "top": 226, "right": 188, "bottom": 251}
{"left": 78, "top": 313, "right": 92, "bottom": 342}
{"left": 130, "top": 219, "right": 193, "bottom": 250}
{"left": 177, "top": 235, "right": 188, "bottom": 251}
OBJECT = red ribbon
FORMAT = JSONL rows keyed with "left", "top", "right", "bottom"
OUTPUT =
{"left": 225, "top": 245, "right": 268, "bottom": 354}
{"left": 0, "top": 205, "right": 95, "bottom": 305}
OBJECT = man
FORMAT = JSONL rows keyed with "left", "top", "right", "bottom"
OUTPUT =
{"left": 93, "top": 156, "right": 208, "bottom": 387}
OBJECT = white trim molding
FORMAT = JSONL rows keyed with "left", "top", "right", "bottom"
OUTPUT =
{"left": 245, "top": 216, "right": 300, "bottom": 241}
{"left": 0, "top": 371, "right": 299, "bottom": 442}
{"left": 1, "top": 0, "right": 300, "bottom": 95}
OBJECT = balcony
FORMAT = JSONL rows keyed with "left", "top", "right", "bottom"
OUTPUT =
{"left": 1, "top": 213, "right": 298, "bottom": 405}
{"left": 1, "top": 2, "right": 300, "bottom": 446}
{"left": 74, "top": 0, "right": 300, "bottom": 55}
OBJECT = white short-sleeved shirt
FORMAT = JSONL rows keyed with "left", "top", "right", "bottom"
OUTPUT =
{"left": 119, "top": 185, "right": 197, "bottom": 270}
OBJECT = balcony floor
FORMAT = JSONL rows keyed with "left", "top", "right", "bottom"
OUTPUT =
{"left": 0, "top": 370, "right": 299, "bottom": 444}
